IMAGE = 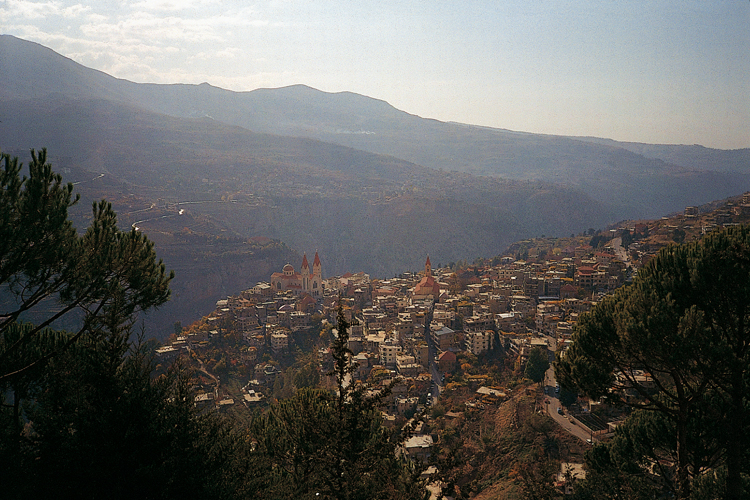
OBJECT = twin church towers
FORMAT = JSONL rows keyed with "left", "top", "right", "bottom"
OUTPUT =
{"left": 270, "top": 252, "right": 323, "bottom": 297}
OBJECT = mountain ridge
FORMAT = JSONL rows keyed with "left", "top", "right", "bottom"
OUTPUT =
{"left": 2, "top": 34, "right": 749, "bottom": 335}
{"left": 3, "top": 34, "right": 748, "bottom": 182}
{"left": 3, "top": 34, "right": 748, "bottom": 242}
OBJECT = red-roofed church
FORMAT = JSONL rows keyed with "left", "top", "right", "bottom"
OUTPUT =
{"left": 270, "top": 252, "right": 323, "bottom": 297}
{"left": 413, "top": 256, "right": 441, "bottom": 299}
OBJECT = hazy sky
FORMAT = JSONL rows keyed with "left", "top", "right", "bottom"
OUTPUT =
{"left": 2, "top": 0, "right": 749, "bottom": 149}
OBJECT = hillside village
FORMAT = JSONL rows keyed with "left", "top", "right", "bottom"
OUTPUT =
{"left": 2, "top": 28, "right": 748, "bottom": 500}
{"left": 154, "top": 192, "right": 750, "bottom": 497}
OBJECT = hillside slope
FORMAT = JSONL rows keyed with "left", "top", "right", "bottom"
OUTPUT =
{"left": 0, "top": 95, "right": 616, "bottom": 277}
{"left": 2, "top": 34, "right": 748, "bottom": 221}
{"left": 2, "top": 34, "right": 749, "bottom": 334}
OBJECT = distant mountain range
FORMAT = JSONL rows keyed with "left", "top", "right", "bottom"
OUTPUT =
{"left": 2, "top": 34, "right": 749, "bottom": 335}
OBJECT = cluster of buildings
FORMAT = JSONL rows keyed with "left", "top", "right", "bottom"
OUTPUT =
{"left": 157, "top": 241, "right": 630, "bottom": 432}
{"left": 152, "top": 197, "right": 750, "bottom": 498}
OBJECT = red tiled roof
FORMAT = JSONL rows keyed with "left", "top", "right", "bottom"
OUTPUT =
{"left": 438, "top": 351, "right": 456, "bottom": 361}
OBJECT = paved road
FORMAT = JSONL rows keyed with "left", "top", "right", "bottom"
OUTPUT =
{"left": 423, "top": 304, "right": 442, "bottom": 405}
{"left": 534, "top": 309, "right": 596, "bottom": 444}
{"left": 544, "top": 363, "right": 595, "bottom": 444}
{"left": 611, "top": 237, "right": 631, "bottom": 268}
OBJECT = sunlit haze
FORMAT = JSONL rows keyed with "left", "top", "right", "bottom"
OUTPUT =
{"left": 2, "top": 0, "right": 748, "bottom": 149}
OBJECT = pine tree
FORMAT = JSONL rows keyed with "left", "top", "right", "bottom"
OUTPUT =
{"left": 247, "top": 301, "right": 427, "bottom": 499}
{"left": 557, "top": 226, "right": 750, "bottom": 499}
{"left": 0, "top": 149, "right": 173, "bottom": 382}
{"left": 17, "top": 326, "right": 239, "bottom": 499}
{"left": 524, "top": 345, "right": 550, "bottom": 384}
{"left": 0, "top": 149, "right": 238, "bottom": 499}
